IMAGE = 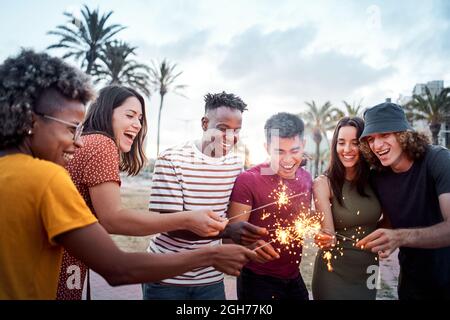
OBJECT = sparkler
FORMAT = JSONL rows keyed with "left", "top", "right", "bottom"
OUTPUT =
{"left": 252, "top": 239, "right": 276, "bottom": 251}
{"left": 320, "top": 229, "right": 357, "bottom": 244}
{"left": 227, "top": 192, "right": 306, "bottom": 221}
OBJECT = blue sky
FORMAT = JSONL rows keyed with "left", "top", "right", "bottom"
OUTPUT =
{"left": 1, "top": 0, "right": 450, "bottom": 161}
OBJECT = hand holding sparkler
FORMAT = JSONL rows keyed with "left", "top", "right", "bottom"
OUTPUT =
{"left": 248, "top": 239, "right": 280, "bottom": 263}
{"left": 314, "top": 229, "right": 337, "bottom": 249}
{"left": 221, "top": 221, "right": 268, "bottom": 245}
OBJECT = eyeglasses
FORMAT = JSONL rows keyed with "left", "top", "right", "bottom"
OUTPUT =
{"left": 34, "top": 112, "right": 84, "bottom": 142}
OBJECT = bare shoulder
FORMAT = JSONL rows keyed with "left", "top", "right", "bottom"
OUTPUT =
{"left": 313, "top": 175, "right": 331, "bottom": 196}
{"left": 313, "top": 175, "right": 329, "bottom": 188}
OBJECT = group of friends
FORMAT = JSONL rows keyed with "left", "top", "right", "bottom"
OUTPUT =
{"left": 1, "top": 50, "right": 449, "bottom": 300}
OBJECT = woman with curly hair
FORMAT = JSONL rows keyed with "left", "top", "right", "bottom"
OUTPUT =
{"left": 0, "top": 50, "right": 256, "bottom": 299}
{"left": 357, "top": 102, "right": 450, "bottom": 300}
{"left": 312, "top": 117, "right": 381, "bottom": 300}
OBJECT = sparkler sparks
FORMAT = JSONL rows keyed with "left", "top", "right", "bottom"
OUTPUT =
{"left": 229, "top": 180, "right": 369, "bottom": 274}
{"left": 275, "top": 228, "right": 292, "bottom": 245}
{"left": 323, "top": 251, "right": 333, "bottom": 272}
{"left": 273, "top": 183, "right": 290, "bottom": 209}
{"left": 292, "top": 213, "right": 322, "bottom": 240}
{"left": 261, "top": 212, "right": 271, "bottom": 220}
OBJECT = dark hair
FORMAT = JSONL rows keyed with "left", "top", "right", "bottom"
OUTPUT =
{"left": 83, "top": 85, "right": 147, "bottom": 176}
{"left": 204, "top": 91, "right": 247, "bottom": 113}
{"left": 360, "top": 131, "right": 429, "bottom": 171}
{"left": 0, "top": 49, "right": 94, "bottom": 149}
{"left": 326, "top": 117, "right": 370, "bottom": 206}
{"left": 264, "top": 112, "right": 305, "bottom": 142}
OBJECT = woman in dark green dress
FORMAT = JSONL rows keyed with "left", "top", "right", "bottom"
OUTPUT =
{"left": 312, "top": 117, "right": 381, "bottom": 300}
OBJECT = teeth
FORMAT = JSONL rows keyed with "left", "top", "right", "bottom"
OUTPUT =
{"left": 281, "top": 164, "right": 295, "bottom": 169}
{"left": 378, "top": 149, "right": 389, "bottom": 156}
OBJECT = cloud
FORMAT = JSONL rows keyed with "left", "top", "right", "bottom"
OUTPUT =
{"left": 219, "top": 26, "right": 394, "bottom": 102}
{"left": 136, "top": 29, "right": 211, "bottom": 63}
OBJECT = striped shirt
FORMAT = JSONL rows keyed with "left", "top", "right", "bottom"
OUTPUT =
{"left": 147, "top": 141, "right": 244, "bottom": 286}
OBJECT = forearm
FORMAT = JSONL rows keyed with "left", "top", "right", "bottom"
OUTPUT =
{"left": 59, "top": 222, "right": 218, "bottom": 286}
{"left": 109, "top": 248, "right": 214, "bottom": 286}
{"left": 399, "top": 221, "right": 450, "bottom": 249}
{"left": 103, "top": 209, "right": 189, "bottom": 236}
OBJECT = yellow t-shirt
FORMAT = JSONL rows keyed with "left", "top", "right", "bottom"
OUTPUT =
{"left": 0, "top": 154, "right": 98, "bottom": 299}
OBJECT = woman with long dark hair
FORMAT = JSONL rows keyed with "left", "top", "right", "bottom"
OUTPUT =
{"left": 57, "top": 85, "right": 229, "bottom": 299}
{"left": 311, "top": 117, "right": 381, "bottom": 300}
{"left": 0, "top": 50, "right": 254, "bottom": 300}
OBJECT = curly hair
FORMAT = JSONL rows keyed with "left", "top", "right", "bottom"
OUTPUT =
{"left": 204, "top": 91, "right": 248, "bottom": 113}
{"left": 360, "top": 131, "right": 430, "bottom": 170}
{"left": 0, "top": 49, "right": 95, "bottom": 150}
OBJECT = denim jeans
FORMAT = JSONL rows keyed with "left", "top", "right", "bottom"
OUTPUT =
{"left": 142, "top": 281, "right": 226, "bottom": 300}
{"left": 237, "top": 267, "right": 309, "bottom": 300}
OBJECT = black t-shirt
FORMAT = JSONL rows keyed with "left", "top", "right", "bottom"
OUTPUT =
{"left": 372, "top": 145, "right": 450, "bottom": 287}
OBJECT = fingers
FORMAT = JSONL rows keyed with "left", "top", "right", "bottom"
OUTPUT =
{"left": 363, "top": 237, "right": 388, "bottom": 251}
{"left": 356, "top": 229, "right": 384, "bottom": 248}
{"left": 257, "top": 244, "right": 279, "bottom": 261}
{"left": 207, "top": 210, "right": 228, "bottom": 223}
{"left": 207, "top": 219, "right": 227, "bottom": 232}
{"left": 378, "top": 249, "right": 393, "bottom": 259}
{"left": 214, "top": 245, "right": 250, "bottom": 276}
{"left": 243, "top": 247, "right": 258, "bottom": 262}
{"left": 241, "top": 234, "right": 261, "bottom": 244}
{"left": 252, "top": 242, "right": 273, "bottom": 262}
{"left": 243, "top": 222, "right": 268, "bottom": 236}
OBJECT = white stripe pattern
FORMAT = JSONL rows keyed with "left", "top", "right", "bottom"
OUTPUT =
{"left": 147, "top": 141, "right": 243, "bottom": 285}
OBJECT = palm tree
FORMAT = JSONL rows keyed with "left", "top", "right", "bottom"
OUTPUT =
{"left": 149, "top": 59, "right": 186, "bottom": 156}
{"left": 319, "top": 148, "right": 331, "bottom": 174}
{"left": 405, "top": 86, "right": 450, "bottom": 145}
{"left": 47, "top": 5, "right": 125, "bottom": 75}
{"left": 340, "top": 100, "right": 364, "bottom": 117}
{"left": 95, "top": 40, "right": 151, "bottom": 97}
{"left": 300, "top": 101, "right": 341, "bottom": 177}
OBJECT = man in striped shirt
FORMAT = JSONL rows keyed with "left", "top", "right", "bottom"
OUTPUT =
{"left": 143, "top": 92, "right": 265, "bottom": 299}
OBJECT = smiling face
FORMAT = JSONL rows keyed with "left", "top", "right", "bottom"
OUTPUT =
{"left": 112, "top": 96, "right": 143, "bottom": 153}
{"left": 266, "top": 135, "right": 305, "bottom": 179}
{"left": 30, "top": 99, "right": 85, "bottom": 166}
{"left": 336, "top": 126, "right": 360, "bottom": 169}
{"left": 366, "top": 132, "right": 412, "bottom": 172}
{"left": 201, "top": 106, "right": 242, "bottom": 157}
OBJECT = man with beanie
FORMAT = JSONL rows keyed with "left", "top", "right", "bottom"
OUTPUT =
{"left": 357, "top": 102, "right": 450, "bottom": 300}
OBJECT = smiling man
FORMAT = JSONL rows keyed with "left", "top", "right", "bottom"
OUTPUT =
{"left": 357, "top": 102, "right": 450, "bottom": 300}
{"left": 227, "top": 112, "right": 312, "bottom": 300}
{"left": 143, "top": 92, "right": 266, "bottom": 300}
